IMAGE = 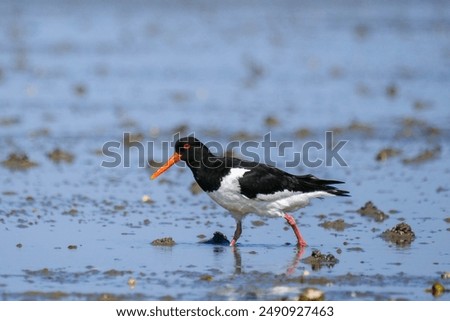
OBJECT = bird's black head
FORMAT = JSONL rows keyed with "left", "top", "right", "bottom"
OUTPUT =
{"left": 151, "top": 136, "right": 212, "bottom": 180}
{"left": 174, "top": 136, "right": 209, "bottom": 163}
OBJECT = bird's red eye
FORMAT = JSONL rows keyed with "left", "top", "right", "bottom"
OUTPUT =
{"left": 183, "top": 143, "right": 190, "bottom": 150}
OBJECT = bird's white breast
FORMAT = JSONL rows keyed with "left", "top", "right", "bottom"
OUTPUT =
{"left": 207, "top": 168, "right": 251, "bottom": 216}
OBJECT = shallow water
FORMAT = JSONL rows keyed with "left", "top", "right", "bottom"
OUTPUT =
{"left": 1, "top": 0, "right": 450, "bottom": 300}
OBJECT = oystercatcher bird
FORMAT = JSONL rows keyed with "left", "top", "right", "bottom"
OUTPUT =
{"left": 151, "top": 137, "right": 349, "bottom": 247}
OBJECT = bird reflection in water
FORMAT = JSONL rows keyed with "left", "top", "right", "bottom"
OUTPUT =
{"left": 202, "top": 232, "right": 306, "bottom": 275}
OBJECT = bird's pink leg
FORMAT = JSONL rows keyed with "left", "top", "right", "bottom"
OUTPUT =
{"left": 284, "top": 213, "right": 307, "bottom": 247}
{"left": 230, "top": 220, "right": 242, "bottom": 247}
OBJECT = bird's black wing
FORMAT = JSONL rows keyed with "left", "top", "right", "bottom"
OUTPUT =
{"left": 233, "top": 159, "right": 349, "bottom": 199}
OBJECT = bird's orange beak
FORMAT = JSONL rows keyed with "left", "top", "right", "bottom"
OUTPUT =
{"left": 150, "top": 152, "right": 181, "bottom": 180}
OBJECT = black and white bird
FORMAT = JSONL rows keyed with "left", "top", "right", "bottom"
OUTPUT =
{"left": 151, "top": 137, "right": 349, "bottom": 247}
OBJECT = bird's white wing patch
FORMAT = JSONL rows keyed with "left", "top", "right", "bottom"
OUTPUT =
{"left": 255, "top": 190, "right": 332, "bottom": 202}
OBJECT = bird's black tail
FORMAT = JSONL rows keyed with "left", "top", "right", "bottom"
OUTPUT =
{"left": 297, "top": 174, "right": 350, "bottom": 197}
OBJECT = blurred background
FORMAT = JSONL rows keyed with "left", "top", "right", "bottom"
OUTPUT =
{"left": 1, "top": 0, "right": 449, "bottom": 138}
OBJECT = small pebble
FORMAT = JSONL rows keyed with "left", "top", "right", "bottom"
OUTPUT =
{"left": 264, "top": 116, "right": 279, "bottom": 127}
{"left": 375, "top": 148, "right": 401, "bottom": 161}
{"left": 200, "top": 274, "right": 213, "bottom": 282}
{"left": 441, "top": 272, "right": 450, "bottom": 279}
{"left": 381, "top": 222, "right": 415, "bottom": 246}
{"left": 127, "top": 277, "right": 136, "bottom": 288}
{"left": 357, "top": 201, "right": 389, "bottom": 222}
{"left": 295, "top": 128, "right": 311, "bottom": 138}
{"left": 298, "top": 288, "right": 324, "bottom": 301}
{"left": 2, "top": 153, "right": 38, "bottom": 170}
{"left": 386, "top": 84, "right": 398, "bottom": 98}
{"left": 151, "top": 237, "right": 176, "bottom": 246}
{"left": 47, "top": 148, "right": 74, "bottom": 163}
{"left": 201, "top": 232, "right": 230, "bottom": 245}
{"left": 303, "top": 249, "right": 339, "bottom": 270}
{"left": 431, "top": 282, "right": 445, "bottom": 297}
{"left": 251, "top": 220, "right": 265, "bottom": 227}
{"left": 73, "top": 83, "right": 87, "bottom": 96}
{"left": 141, "top": 195, "right": 154, "bottom": 204}
{"left": 402, "top": 146, "right": 441, "bottom": 165}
